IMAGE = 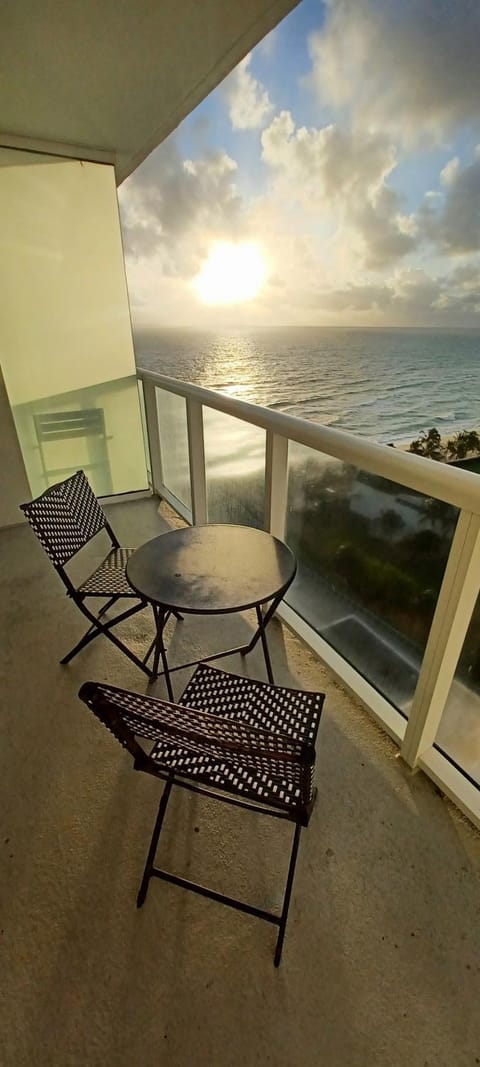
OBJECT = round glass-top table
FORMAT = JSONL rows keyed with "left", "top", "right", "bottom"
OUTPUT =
{"left": 126, "top": 524, "right": 296, "bottom": 698}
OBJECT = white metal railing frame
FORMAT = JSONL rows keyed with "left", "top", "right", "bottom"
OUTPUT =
{"left": 139, "top": 370, "right": 480, "bottom": 513}
{"left": 138, "top": 368, "right": 480, "bottom": 827}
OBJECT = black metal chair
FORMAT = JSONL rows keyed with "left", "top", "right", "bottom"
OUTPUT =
{"left": 20, "top": 469, "right": 154, "bottom": 675}
{"left": 79, "top": 663, "right": 325, "bottom": 966}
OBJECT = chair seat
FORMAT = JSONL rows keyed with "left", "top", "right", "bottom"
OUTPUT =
{"left": 79, "top": 546, "right": 138, "bottom": 597}
{"left": 149, "top": 664, "right": 323, "bottom": 813}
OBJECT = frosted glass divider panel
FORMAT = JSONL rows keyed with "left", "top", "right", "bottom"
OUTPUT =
{"left": 12, "top": 376, "right": 147, "bottom": 499}
{"left": 203, "top": 406, "right": 266, "bottom": 527}
{"left": 0, "top": 147, "right": 147, "bottom": 496}
{"left": 155, "top": 388, "right": 191, "bottom": 511}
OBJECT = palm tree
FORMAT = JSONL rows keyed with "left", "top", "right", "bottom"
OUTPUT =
{"left": 409, "top": 427, "right": 445, "bottom": 461}
{"left": 423, "top": 428, "right": 445, "bottom": 460}
{"left": 465, "top": 429, "right": 480, "bottom": 454}
{"left": 446, "top": 436, "right": 459, "bottom": 460}
{"left": 447, "top": 429, "right": 480, "bottom": 461}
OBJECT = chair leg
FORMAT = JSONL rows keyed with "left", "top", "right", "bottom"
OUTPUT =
{"left": 137, "top": 776, "right": 174, "bottom": 908}
{"left": 60, "top": 622, "right": 100, "bottom": 663}
{"left": 96, "top": 595, "right": 118, "bottom": 621}
{"left": 274, "top": 822, "right": 302, "bottom": 968}
{"left": 61, "top": 599, "right": 151, "bottom": 676}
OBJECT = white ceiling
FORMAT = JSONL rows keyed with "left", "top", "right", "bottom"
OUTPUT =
{"left": 0, "top": 0, "right": 298, "bottom": 183}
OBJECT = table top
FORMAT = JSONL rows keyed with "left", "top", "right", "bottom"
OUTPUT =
{"left": 126, "top": 524, "right": 296, "bottom": 614}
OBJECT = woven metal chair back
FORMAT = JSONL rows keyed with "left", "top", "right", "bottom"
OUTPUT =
{"left": 20, "top": 470, "right": 108, "bottom": 567}
{"left": 79, "top": 680, "right": 318, "bottom": 810}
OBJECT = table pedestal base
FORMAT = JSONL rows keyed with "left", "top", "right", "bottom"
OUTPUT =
{"left": 145, "top": 595, "right": 283, "bottom": 700}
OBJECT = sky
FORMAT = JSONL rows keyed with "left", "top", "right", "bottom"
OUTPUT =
{"left": 118, "top": 0, "right": 480, "bottom": 330}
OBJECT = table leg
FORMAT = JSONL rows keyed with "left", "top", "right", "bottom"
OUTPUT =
{"left": 255, "top": 603, "right": 275, "bottom": 684}
{"left": 151, "top": 605, "right": 175, "bottom": 701}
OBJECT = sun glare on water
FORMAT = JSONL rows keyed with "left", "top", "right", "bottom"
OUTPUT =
{"left": 194, "top": 241, "right": 267, "bottom": 305}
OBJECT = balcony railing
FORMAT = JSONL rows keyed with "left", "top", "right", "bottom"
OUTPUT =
{"left": 137, "top": 367, "right": 480, "bottom": 829}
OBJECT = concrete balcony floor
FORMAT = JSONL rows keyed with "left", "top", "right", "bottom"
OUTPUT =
{"left": 1, "top": 496, "right": 480, "bottom": 1067}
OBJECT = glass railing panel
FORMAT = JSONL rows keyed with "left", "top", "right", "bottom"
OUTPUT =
{"left": 12, "top": 375, "right": 148, "bottom": 499}
{"left": 137, "top": 379, "right": 151, "bottom": 485}
{"left": 155, "top": 389, "right": 191, "bottom": 510}
{"left": 285, "top": 442, "right": 458, "bottom": 712}
{"left": 203, "top": 408, "right": 265, "bottom": 527}
{"left": 436, "top": 596, "right": 480, "bottom": 786}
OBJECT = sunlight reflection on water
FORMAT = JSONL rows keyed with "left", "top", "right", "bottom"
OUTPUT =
{"left": 136, "top": 326, "right": 480, "bottom": 446}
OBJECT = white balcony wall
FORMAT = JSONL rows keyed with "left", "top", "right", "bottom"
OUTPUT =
{"left": 0, "top": 368, "right": 30, "bottom": 527}
{"left": 0, "top": 147, "right": 147, "bottom": 503}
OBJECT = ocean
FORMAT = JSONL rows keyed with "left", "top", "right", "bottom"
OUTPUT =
{"left": 134, "top": 326, "right": 480, "bottom": 446}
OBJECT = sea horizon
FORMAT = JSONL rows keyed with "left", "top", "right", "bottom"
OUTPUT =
{"left": 134, "top": 324, "right": 480, "bottom": 448}
{"left": 135, "top": 323, "right": 480, "bottom": 335}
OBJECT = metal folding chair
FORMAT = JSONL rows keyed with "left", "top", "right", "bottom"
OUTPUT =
{"left": 20, "top": 470, "right": 154, "bottom": 675}
{"left": 79, "top": 663, "right": 325, "bottom": 966}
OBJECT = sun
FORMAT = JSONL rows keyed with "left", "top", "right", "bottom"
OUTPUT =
{"left": 194, "top": 241, "right": 267, "bottom": 305}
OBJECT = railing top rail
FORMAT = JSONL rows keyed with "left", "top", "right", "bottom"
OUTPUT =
{"left": 138, "top": 367, "right": 480, "bottom": 515}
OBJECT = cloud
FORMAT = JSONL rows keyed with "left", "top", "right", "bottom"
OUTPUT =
{"left": 422, "top": 157, "right": 480, "bottom": 253}
{"left": 391, "top": 267, "right": 441, "bottom": 309}
{"left": 118, "top": 139, "right": 242, "bottom": 274}
{"left": 309, "top": 0, "right": 480, "bottom": 142}
{"left": 350, "top": 190, "right": 418, "bottom": 270}
{"left": 311, "top": 264, "right": 480, "bottom": 323}
{"left": 314, "top": 283, "right": 392, "bottom": 312}
{"left": 224, "top": 53, "right": 273, "bottom": 130}
{"left": 440, "top": 157, "right": 460, "bottom": 186}
{"left": 118, "top": 94, "right": 480, "bottom": 327}
{"left": 311, "top": 270, "right": 439, "bottom": 317}
{"left": 261, "top": 111, "right": 395, "bottom": 195}
{"left": 378, "top": 263, "right": 480, "bottom": 322}
{"left": 261, "top": 111, "right": 417, "bottom": 267}
{"left": 431, "top": 261, "right": 480, "bottom": 313}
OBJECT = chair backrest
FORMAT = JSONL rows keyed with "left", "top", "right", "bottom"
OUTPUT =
{"left": 79, "top": 679, "right": 318, "bottom": 808}
{"left": 20, "top": 470, "right": 108, "bottom": 567}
